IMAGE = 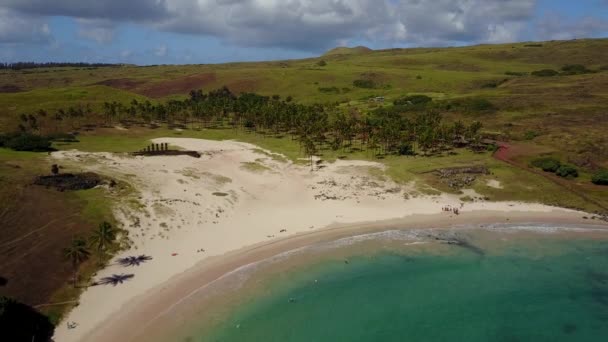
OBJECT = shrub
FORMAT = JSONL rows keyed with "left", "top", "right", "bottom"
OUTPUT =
{"left": 531, "top": 157, "right": 561, "bottom": 172}
{"left": 505, "top": 71, "right": 528, "bottom": 76}
{"left": 3, "top": 133, "right": 53, "bottom": 151}
{"left": 353, "top": 79, "right": 375, "bottom": 89}
{"left": 524, "top": 131, "right": 539, "bottom": 140}
{"left": 317, "top": 60, "right": 327, "bottom": 67}
{"left": 481, "top": 79, "right": 508, "bottom": 88}
{"left": 394, "top": 95, "right": 432, "bottom": 106}
{"left": 592, "top": 170, "right": 608, "bottom": 185}
{"left": 531, "top": 69, "right": 559, "bottom": 77}
{"left": 398, "top": 143, "right": 415, "bottom": 156}
{"left": 556, "top": 164, "right": 578, "bottom": 178}
{"left": 439, "top": 97, "right": 494, "bottom": 113}
{"left": 318, "top": 86, "right": 340, "bottom": 94}
{"left": 560, "top": 64, "right": 592, "bottom": 75}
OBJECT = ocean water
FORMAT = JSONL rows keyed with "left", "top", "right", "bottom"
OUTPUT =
{"left": 171, "top": 227, "right": 608, "bottom": 342}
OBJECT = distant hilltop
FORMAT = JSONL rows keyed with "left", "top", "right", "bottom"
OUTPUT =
{"left": 322, "top": 46, "right": 373, "bottom": 56}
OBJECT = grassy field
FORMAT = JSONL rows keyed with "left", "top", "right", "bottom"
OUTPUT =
{"left": 1, "top": 38, "right": 608, "bottom": 322}
{"left": 2, "top": 38, "right": 607, "bottom": 167}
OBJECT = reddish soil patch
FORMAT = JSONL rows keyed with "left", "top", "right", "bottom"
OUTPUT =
{"left": 0, "top": 186, "right": 93, "bottom": 306}
{"left": 95, "top": 78, "right": 146, "bottom": 91}
{"left": 139, "top": 73, "right": 216, "bottom": 98}
{"left": 0, "top": 84, "right": 23, "bottom": 93}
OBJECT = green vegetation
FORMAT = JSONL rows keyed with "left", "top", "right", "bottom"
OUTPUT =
{"left": 592, "top": 170, "right": 608, "bottom": 185}
{"left": 0, "top": 132, "right": 53, "bottom": 151}
{"left": 353, "top": 79, "right": 376, "bottom": 89}
{"left": 394, "top": 95, "right": 432, "bottom": 106}
{"left": 560, "top": 64, "right": 593, "bottom": 75}
{"left": 63, "top": 237, "right": 91, "bottom": 287}
{"left": 531, "top": 157, "right": 561, "bottom": 172}
{"left": 531, "top": 157, "right": 579, "bottom": 179}
{"left": 531, "top": 69, "right": 559, "bottom": 77}
{"left": 505, "top": 71, "right": 528, "bottom": 76}
{"left": 556, "top": 164, "right": 578, "bottom": 178}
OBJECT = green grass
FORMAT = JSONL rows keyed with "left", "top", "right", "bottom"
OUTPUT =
{"left": 241, "top": 161, "right": 272, "bottom": 172}
{"left": 71, "top": 188, "right": 116, "bottom": 225}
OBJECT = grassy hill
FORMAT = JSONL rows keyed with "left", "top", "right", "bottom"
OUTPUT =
{"left": 1, "top": 38, "right": 607, "bottom": 165}
{"left": 322, "top": 46, "right": 373, "bottom": 56}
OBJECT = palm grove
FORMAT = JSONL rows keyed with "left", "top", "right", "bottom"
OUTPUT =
{"left": 4, "top": 86, "right": 491, "bottom": 161}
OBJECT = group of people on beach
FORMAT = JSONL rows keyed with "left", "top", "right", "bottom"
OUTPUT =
{"left": 442, "top": 205, "right": 461, "bottom": 215}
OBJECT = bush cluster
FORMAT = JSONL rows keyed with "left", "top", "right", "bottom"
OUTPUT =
{"left": 531, "top": 69, "right": 559, "bottom": 77}
{"left": 0, "top": 132, "right": 53, "bottom": 151}
{"left": 531, "top": 157, "right": 561, "bottom": 172}
{"left": 560, "top": 64, "right": 593, "bottom": 75}
{"left": 441, "top": 98, "right": 495, "bottom": 112}
{"left": 531, "top": 65, "right": 595, "bottom": 77}
{"left": 592, "top": 170, "right": 608, "bottom": 185}
{"left": 531, "top": 157, "right": 579, "bottom": 178}
{"left": 393, "top": 95, "right": 432, "bottom": 106}
{"left": 505, "top": 71, "right": 528, "bottom": 76}
{"left": 352, "top": 79, "right": 376, "bottom": 89}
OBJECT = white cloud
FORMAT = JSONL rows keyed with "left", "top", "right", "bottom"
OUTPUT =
{"left": 392, "top": 0, "right": 536, "bottom": 45}
{"left": 0, "top": 8, "right": 52, "bottom": 44}
{"left": 4, "top": 0, "right": 605, "bottom": 53}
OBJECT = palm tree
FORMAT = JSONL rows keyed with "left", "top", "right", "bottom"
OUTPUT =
{"left": 63, "top": 237, "right": 90, "bottom": 287}
{"left": 89, "top": 221, "right": 116, "bottom": 253}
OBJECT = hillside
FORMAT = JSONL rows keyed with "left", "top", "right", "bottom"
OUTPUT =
{"left": 1, "top": 38, "right": 607, "bottom": 166}
{"left": 322, "top": 45, "right": 373, "bottom": 56}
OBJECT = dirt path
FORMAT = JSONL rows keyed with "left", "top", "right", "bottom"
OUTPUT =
{"left": 493, "top": 142, "right": 608, "bottom": 212}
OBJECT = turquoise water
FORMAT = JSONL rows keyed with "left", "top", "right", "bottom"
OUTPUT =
{"left": 186, "top": 229, "right": 608, "bottom": 342}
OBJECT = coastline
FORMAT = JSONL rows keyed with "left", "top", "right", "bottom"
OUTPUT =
{"left": 83, "top": 210, "right": 607, "bottom": 342}
{"left": 50, "top": 138, "right": 606, "bottom": 341}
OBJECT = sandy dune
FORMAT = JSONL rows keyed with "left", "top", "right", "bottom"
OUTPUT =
{"left": 52, "top": 138, "right": 571, "bottom": 342}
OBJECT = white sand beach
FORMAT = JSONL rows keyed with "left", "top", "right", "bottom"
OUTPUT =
{"left": 51, "top": 138, "right": 585, "bottom": 342}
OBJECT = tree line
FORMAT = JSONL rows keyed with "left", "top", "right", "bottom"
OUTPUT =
{"left": 0, "top": 62, "right": 120, "bottom": 71}
{"left": 10, "top": 86, "right": 492, "bottom": 160}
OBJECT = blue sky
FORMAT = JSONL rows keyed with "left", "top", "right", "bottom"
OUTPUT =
{"left": 0, "top": 0, "right": 606, "bottom": 65}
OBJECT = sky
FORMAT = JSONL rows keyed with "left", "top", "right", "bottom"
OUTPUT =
{"left": 0, "top": 0, "right": 607, "bottom": 65}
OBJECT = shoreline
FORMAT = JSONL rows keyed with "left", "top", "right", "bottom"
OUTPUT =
{"left": 84, "top": 209, "right": 607, "bottom": 342}
{"left": 50, "top": 138, "right": 606, "bottom": 342}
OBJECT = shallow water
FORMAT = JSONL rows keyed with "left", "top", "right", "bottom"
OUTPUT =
{"left": 159, "top": 226, "right": 608, "bottom": 342}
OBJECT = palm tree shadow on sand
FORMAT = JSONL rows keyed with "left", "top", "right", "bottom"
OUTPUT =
{"left": 92, "top": 274, "right": 135, "bottom": 287}
{"left": 116, "top": 255, "right": 153, "bottom": 267}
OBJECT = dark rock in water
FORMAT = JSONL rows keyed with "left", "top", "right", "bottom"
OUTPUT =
{"left": 34, "top": 172, "right": 103, "bottom": 191}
